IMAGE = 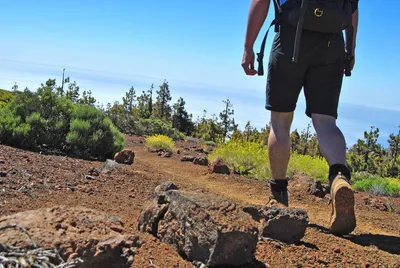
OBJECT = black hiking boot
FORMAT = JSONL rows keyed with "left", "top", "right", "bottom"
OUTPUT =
{"left": 268, "top": 179, "right": 289, "bottom": 207}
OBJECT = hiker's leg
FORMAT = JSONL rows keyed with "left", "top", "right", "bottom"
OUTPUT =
{"left": 304, "top": 32, "right": 356, "bottom": 235}
{"left": 311, "top": 114, "right": 346, "bottom": 166}
{"left": 268, "top": 111, "right": 293, "bottom": 180}
{"left": 264, "top": 22, "right": 307, "bottom": 206}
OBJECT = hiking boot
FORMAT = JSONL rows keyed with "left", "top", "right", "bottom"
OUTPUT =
{"left": 268, "top": 188, "right": 289, "bottom": 207}
{"left": 329, "top": 172, "right": 356, "bottom": 235}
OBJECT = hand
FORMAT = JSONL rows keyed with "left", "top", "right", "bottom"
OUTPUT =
{"left": 242, "top": 47, "right": 257, "bottom": 76}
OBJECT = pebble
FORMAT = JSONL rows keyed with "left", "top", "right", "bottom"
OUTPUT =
{"left": 334, "top": 248, "right": 341, "bottom": 253}
{"left": 0, "top": 172, "right": 7, "bottom": 177}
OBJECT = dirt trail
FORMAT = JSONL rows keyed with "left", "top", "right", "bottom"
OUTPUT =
{"left": 131, "top": 143, "right": 400, "bottom": 267}
{"left": 0, "top": 137, "right": 399, "bottom": 267}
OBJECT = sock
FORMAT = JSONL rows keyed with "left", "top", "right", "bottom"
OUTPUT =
{"left": 329, "top": 164, "right": 351, "bottom": 185}
{"left": 270, "top": 179, "right": 288, "bottom": 192}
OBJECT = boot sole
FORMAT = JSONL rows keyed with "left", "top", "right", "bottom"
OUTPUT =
{"left": 330, "top": 185, "right": 356, "bottom": 235}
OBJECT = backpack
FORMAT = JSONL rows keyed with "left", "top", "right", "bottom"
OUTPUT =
{"left": 257, "top": 0, "right": 355, "bottom": 76}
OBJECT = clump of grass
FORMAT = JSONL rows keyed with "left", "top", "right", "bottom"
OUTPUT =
{"left": 145, "top": 134, "right": 175, "bottom": 152}
{"left": 287, "top": 153, "right": 329, "bottom": 183}
{"left": 353, "top": 177, "right": 400, "bottom": 197}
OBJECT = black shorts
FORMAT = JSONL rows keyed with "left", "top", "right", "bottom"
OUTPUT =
{"left": 265, "top": 22, "right": 346, "bottom": 119}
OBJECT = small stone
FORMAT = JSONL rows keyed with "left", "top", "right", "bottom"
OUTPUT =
{"left": 334, "top": 248, "right": 341, "bottom": 253}
{"left": 0, "top": 172, "right": 7, "bottom": 177}
{"left": 85, "top": 175, "right": 95, "bottom": 180}
{"left": 193, "top": 157, "right": 208, "bottom": 166}
{"left": 0, "top": 160, "right": 5, "bottom": 164}
{"left": 181, "top": 156, "right": 195, "bottom": 162}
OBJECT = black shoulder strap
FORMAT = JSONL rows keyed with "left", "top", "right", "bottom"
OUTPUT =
{"left": 256, "top": 19, "right": 278, "bottom": 76}
{"left": 292, "top": 0, "right": 309, "bottom": 63}
{"left": 256, "top": 0, "right": 282, "bottom": 76}
{"left": 344, "top": 0, "right": 354, "bottom": 77}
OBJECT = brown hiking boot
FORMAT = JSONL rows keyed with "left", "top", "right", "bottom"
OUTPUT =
{"left": 329, "top": 172, "right": 356, "bottom": 235}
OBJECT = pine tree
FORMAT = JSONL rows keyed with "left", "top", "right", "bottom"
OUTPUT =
{"left": 172, "top": 97, "right": 194, "bottom": 135}
{"left": 153, "top": 80, "right": 172, "bottom": 120}
{"left": 219, "top": 99, "right": 235, "bottom": 141}
{"left": 122, "top": 86, "right": 136, "bottom": 113}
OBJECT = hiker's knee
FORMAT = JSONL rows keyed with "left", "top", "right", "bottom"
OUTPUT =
{"left": 311, "top": 113, "right": 337, "bottom": 131}
{"left": 271, "top": 111, "right": 293, "bottom": 135}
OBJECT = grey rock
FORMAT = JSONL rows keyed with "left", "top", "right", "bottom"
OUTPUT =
{"left": 138, "top": 182, "right": 259, "bottom": 267}
{"left": 243, "top": 205, "right": 309, "bottom": 244}
{"left": 102, "top": 159, "right": 120, "bottom": 174}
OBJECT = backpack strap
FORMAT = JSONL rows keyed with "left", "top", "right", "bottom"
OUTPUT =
{"left": 292, "top": 0, "right": 309, "bottom": 63}
{"left": 256, "top": 19, "right": 278, "bottom": 76}
{"left": 256, "top": 0, "right": 282, "bottom": 76}
{"left": 345, "top": 1, "right": 354, "bottom": 77}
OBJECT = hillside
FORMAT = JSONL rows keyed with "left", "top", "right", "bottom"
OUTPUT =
{"left": 0, "top": 135, "right": 399, "bottom": 267}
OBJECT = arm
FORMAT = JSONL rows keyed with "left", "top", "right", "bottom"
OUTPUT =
{"left": 242, "top": 0, "right": 271, "bottom": 75}
{"left": 244, "top": 0, "right": 271, "bottom": 49}
{"left": 347, "top": 6, "right": 359, "bottom": 53}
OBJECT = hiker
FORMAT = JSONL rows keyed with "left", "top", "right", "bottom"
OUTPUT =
{"left": 241, "top": 0, "right": 359, "bottom": 235}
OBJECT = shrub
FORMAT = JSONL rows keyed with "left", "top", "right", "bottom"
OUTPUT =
{"left": 145, "top": 134, "right": 175, "bottom": 152}
{"left": 0, "top": 89, "right": 14, "bottom": 108}
{"left": 287, "top": 153, "right": 329, "bottom": 183}
{"left": 132, "top": 118, "right": 184, "bottom": 141}
{"left": 208, "top": 140, "right": 270, "bottom": 179}
{"left": 353, "top": 177, "right": 400, "bottom": 197}
{"left": 66, "top": 105, "right": 125, "bottom": 159}
{"left": 209, "top": 140, "right": 331, "bottom": 182}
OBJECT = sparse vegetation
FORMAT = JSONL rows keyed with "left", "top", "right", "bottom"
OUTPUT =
{"left": 145, "top": 134, "right": 175, "bottom": 152}
{"left": 1, "top": 75, "right": 400, "bottom": 198}
{"left": 353, "top": 177, "right": 400, "bottom": 197}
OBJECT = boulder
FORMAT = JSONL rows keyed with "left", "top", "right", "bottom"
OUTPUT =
{"left": 138, "top": 182, "right": 259, "bottom": 267}
{"left": 208, "top": 158, "right": 230, "bottom": 175}
{"left": 114, "top": 149, "right": 135, "bottom": 165}
{"left": 243, "top": 205, "right": 309, "bottom": 244}
{"left": 0, "top": 206, "right": 142, "bottom": 268}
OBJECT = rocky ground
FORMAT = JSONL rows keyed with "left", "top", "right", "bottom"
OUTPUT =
{"left": 0, "top": 135, "right": 399, "bottom": 267}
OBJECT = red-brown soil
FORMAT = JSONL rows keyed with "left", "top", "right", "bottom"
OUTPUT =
{"left": 0, "top": 135, "right": 399, "bottom": 267}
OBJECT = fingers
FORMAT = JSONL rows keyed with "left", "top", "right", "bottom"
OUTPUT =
{"left": 242, "top": 61, "right": 257, "bottom": 76}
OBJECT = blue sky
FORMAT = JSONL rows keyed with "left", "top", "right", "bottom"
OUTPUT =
{"left": 1, "top": 0, "right": 399, "bottom": 147}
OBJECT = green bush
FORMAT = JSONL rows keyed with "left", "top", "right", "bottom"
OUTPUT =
{"left": 353, "top": 177, "right": 400, "bottom": 197}
{"left": 145, "top": 134, "right": 175, "bottom": 152}
{"left": 66, "top": 105, "right": 125, "bottom": 159}
{"left": 287, "top": 153, "right": 329, "bottom": 183}
{"left": 0, "top": 81, "right": 125, "bottom": 160}
{"left": 209, "top": 140, "right": 270, "bottom": 179}
{"left": 0, "top": 89, "right": 14, "bottom": 108}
